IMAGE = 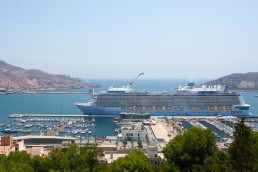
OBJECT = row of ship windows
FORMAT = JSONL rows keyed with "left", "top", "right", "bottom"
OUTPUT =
{"left": 122, "top": 106, "right": 234, "bottom": 111}
{"left": 96, "top": 101, "right": 239, "bottom": 106}
{"left": 99, "top": 98, "right": 239, "bottom": 101}
{"left": 98, "top": 96, "right": 239, "bottom": 100}
{"left": 99, "top": 94, "right": 239, "bottom": 98}
{"left": 99, "top": 105, "right": 238, "bottom": 110}
{"left": 97, "top": 100, "right": 240, "bottom": 104}
{"left": 97, "top": 98, "right": 240, "bottom": 103}
{"left": 97, "top": 104, "right": 238, "bottom": 108}
{"left": 100, "top": 94, "right": 238, "bottom": 97}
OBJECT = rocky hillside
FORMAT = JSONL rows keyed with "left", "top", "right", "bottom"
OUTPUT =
{"left": 204, "top": 72, "right": 258, "bottom": 90}
{"left": 0, "top": 60, "right": 99, "bottom": 91}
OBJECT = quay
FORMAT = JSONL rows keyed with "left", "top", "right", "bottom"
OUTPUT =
{"left": 22, "top": 91, "right": 90, "bottom": 94}
{"left": 150, "top": 122, "right": 170, "bottom": 142}
{"left": 9, "top": 114, "right": 115, "bottom": 118}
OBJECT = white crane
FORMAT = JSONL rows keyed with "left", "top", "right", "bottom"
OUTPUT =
{"left": 129, "top": 73, "right": 144, "bottom": 86}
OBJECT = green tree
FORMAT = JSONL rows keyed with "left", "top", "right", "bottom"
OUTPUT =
{"left": 228, "top": 117, "right": 252, "bottom": 172}
{"left": 153, "top": 161, "right": 179, "bottom": 172}
{"left": 7, "top": 151, "right": 32, "bottom": 165}
{"left": 130, "top": 138, "right": 134, "bottom": 148}
{"left": 0, "top": 155, "right": 7, "bottom": 172}
{"left": 48, "top": 147, "right": 64, "bottom": 170}
{"left": 137, "top": 136, "right": 143, "bottom": 148}
{"left": 192, "top": 150, "right": 230, "bottom": 172}
{"left": 115, "top": 136, "right": 119, "bottom": 146}
{"left": 122, "top": 140, "right": 127, "bottom": 149}
{"left": 48, "top": 143, "right": 104, "bottom": 172}
{"left": 31, "top": 155, "right": 52, "bottom": 172}
{"left": 250, "top": 131, "right": 258, "bottom": 171}
{"left": 7, "top": 151, "right": 34, "bottom": 172}
{"left": 108, "top": 150, "right": 153, "bottom": 172}
{"left": 94, "top": 134, "right": 97, "bottom": 143}
{"left": 4, "top": 151, "right": 34, "bottom": 172}
{"left": 146, "top": 134, "right": 150, "bottom": 147}
{"left": 77, "top": 143, "right": 104, "bottom": 171}
{"left": 162, "top": 126, "right": 216, "bottom": 171}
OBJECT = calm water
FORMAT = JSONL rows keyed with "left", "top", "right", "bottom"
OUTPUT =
{"left": 1, "top": 79, "right": 258, "bottom": 137}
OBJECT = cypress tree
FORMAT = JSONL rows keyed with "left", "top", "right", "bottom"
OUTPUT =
{"left": 228, "top": 117, "right": 252, "bottom": 172}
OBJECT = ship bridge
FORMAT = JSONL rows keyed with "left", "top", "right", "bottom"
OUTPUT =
{"left": 177, "top": 83, "right": 227, "bottom": 94}
{"left": 107, "top": 86, "right": 133, "bottom": 93}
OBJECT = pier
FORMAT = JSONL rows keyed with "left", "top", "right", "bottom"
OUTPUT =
{"left": 9, "top": 114, "right": 89, "bottom": 118}
{"left": 187, "top": 119, "right": 207, "bottom": 130}
{"left": 9, "top": 114, "right": 115, "bottom": 118}
{"left": 202, "top": 118, "right": 234, "bottom": 137}
{"left": 22, "top": 91, "right": 90, "bottom": 94}
{"left": 44, "top": 120, "right": 69, "bottom": 136}
{"left": 170, "top": 116, "right": 237, "bottom": 138}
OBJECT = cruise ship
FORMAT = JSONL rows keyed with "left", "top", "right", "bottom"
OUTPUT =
{"left": 75, "top": 82, "right": 252, "bottom": 117}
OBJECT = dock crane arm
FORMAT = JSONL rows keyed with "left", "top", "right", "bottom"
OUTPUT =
{"left": 130, "top": 73, "right": 144, "bottom": 86}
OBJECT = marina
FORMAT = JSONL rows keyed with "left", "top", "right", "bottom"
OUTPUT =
{"left": 2, "top": 114, "right": 258, "bottom": 141}
{"left": 1, "top": 114, "right": 97, "bottom": 138}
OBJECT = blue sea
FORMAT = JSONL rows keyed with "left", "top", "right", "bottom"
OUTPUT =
{"left": 0, "top": 79, "right": 258, "bottom": 137}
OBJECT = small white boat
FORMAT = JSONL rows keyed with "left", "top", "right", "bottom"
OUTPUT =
{"left": 1, "top": 128, "right": 17, "bottom": 133}
{"left": 25, "top": 124, "right": 33, "bottom": 128}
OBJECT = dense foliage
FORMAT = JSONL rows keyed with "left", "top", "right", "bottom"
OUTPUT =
{"left": 0, "top": 144, "right": 105, "bottom": 172}
{"left": 162, "top": 118, "right": 258, "bottom": 172}
{"left": 48, "top": 144, "right": 105, "bottom": 172}
{"left": 228, "top": 117, "right": 258, "bottom": 172}
{"left": 108, "top": 150, "right": 153, "bottom": 172}
{"left": 1, "top": 117, "right": 258, "bottom": 172}
{"left": 163, "top": 127, "right": 217, "bottom": 171}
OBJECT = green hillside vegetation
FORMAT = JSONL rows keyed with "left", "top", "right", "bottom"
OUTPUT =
{"left": 0, "top": 118, "right": 258, "bottom": 172}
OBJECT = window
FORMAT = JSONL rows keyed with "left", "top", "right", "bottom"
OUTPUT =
{"left": 126, "top": 133, "right": 133, "bottom": 137}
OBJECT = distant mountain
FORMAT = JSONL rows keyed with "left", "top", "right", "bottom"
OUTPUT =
{"left": 0, "top": 60, "right": 99, "bottom": 91}
{"left": 204, "top": 72, "right": 258, "bottom": 90}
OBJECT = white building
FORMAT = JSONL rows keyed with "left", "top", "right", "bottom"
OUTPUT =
{"left": 120, "top": 123, "right": 147, "bottom": 141}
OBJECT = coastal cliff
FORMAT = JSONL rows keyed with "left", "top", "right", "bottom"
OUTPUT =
{"left": 0, "top": 60, "right": 99, "bottom": 91}
{"left": 204, "top": 72, "right": 258, "bottom": 90}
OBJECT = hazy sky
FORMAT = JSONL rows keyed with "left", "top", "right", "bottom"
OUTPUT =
{"left": 1, "top": 1, "right": 257, "bottom": 79}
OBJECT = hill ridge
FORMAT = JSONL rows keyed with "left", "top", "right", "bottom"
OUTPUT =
{"left": 204, "top": 72, "right": 258, "bottom": 90}
{"left": 0, "top": 59, "right": 97, "bottom": 91}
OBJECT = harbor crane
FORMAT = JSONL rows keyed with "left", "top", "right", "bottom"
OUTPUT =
{"left": 129, "top": 73, "right": 144, "bottom": 86}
